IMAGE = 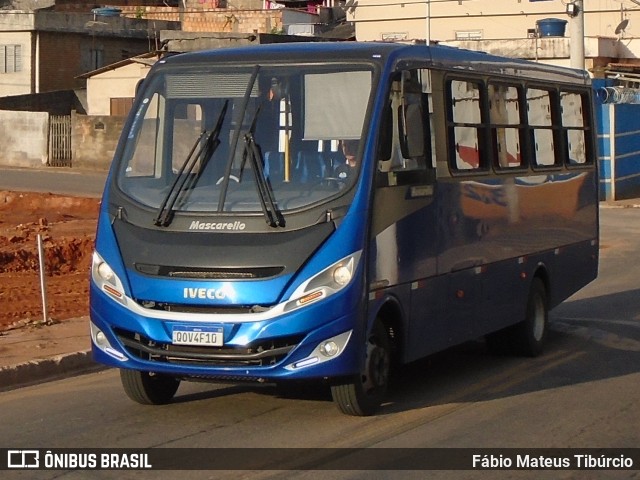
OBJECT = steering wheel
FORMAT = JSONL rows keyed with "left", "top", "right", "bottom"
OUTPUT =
{"left": 321, "top": 176, "right": 347, "bottom": 188}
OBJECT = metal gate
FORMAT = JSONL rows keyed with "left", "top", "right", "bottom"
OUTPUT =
{"left": 48, "top": 115, "right": 72, "bottom": 167}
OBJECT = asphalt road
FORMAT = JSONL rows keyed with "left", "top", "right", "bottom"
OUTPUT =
{"left": 0, "top": 196, "right": 638, "bottom": 478}
{"left": 0, "top": 167, "right": 107, "bottom": 198}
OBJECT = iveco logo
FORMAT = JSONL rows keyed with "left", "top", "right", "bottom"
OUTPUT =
{"left": 189, "top": 220, "right": 246, "bottom": 231}
{"left": 183, "top": 287, "right": 227, "bottom": 300}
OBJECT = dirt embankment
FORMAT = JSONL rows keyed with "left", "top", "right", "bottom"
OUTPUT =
{"left": 0, "top": 191, "right": 99, "bottom": 331}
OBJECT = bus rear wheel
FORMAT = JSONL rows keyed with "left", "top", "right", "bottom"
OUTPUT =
{"left": 120, "top": 369, "right": 181, "bottom": 405}
{"left": 486, "top": 277, "right": 548, "bottom": 357}
{"left": 331, "top": 319, "right": 390, "bottom": 416}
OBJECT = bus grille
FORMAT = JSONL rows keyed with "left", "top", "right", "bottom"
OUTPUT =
{"left": 114, "top": 328, "right": 302, "bottom": 368}
{"left": 135, "top": 302, "right": 263, "bottom": 314}
{"left": 135, "top": 263, "right": 284, "bottom": 280}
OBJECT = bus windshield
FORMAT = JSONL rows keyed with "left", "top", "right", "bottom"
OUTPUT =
{"left": 116, "top": 63, "right": 374, "bottom": 225}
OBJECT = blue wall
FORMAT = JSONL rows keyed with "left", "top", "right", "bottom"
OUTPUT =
{"left": 594, "top": 79, "right": 640, "bottom": 201}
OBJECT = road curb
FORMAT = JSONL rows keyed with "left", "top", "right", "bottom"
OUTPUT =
{"left": 600, "top": 202, "right": 640, "bottom": 209}
{"left": 0, "top": 350, "right": 106, "bottom": 392}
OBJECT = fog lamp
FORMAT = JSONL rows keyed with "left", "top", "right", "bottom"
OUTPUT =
{"left": 320, "top": 340, "right": 339, "bottom": 357}
{"left": 95, "top": 330, "right": 108, "bottom": 347}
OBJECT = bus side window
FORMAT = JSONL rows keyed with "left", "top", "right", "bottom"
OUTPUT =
{"left": 488, "top": 83, "right": 523, "bottom": 169}
{"left": 527, "top": 87, "right": 558, "bottom": 168}
{"left": 560, "top": 91, "right": 589, "bottom": 165}
{"left": 448, "top": 79, "right": 485, "bottom": 171}
{"left": 378, "top": 69, "right": 433, "bottom": 187}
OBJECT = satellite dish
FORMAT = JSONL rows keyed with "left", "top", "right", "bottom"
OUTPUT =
{"left": 615, "top": 19, "right": 629, "bottom": 35}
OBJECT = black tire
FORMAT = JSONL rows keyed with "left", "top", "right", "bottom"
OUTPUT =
{"left": 486, "top": 277, "right": 548, "bottom": 357}
{"left": 120, "top": 369, "right": 180, "bottom": 405}
{"left": 331, "top": 319, "right": 391, "bottom": 416}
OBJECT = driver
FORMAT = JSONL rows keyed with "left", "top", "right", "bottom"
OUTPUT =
{"left": 334, "top": 140, "right": 359, "bottom": 180}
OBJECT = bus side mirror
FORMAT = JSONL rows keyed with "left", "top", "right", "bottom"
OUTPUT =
{"left": 400, "top": 102, "right": 426, "bottom": 160}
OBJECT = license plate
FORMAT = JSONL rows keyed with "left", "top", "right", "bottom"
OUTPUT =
{"left": 172, "top": 325, "right": 223, "bottom": 346}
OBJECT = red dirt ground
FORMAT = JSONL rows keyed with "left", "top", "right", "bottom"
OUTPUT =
{"left": 0, "top": 191, "right": 99, "bottom": 331}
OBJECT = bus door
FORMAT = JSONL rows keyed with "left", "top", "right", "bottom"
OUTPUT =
{"left": 370, "top": 68, "right": 444, "bottom": 363}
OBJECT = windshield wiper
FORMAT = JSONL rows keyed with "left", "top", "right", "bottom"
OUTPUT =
{"left": 214, "top": 65, "right": 283, "bottom": 227}
{"left": 242, "top": 131, "right": 284, "bottom": 227}
{"left": 154, "top": 101, "right": 229, "bottom": 227}
{"left": 218, "top": 65, "right": 260, "bottom": 212}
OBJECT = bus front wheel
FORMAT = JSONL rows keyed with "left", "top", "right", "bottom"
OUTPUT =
{"left": 331, "top": 319, "right": 390, "bottom": 416}
{"left": 120, "top": 369, "right": 181, "bottom": 405}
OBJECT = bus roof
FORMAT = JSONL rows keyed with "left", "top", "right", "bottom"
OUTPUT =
{"left": 159, "top": 41, "right": 590, "bottom": 85}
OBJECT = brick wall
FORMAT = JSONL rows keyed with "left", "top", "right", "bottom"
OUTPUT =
{"left": 120, "top": 2, "right": 286, "bottom": 34}
{"left": 183, "top": 10, "right": 284, "bottom": 33}
{"left": 120, "top": 6, "right": 181, "bottom": 22}
{"left": 38, "top": 32, "right": 155, "bottom": 92}
{"left": 53, "top": 1, "right": 179, "bottom": 12}
{"left": 38, "top": 33, "right": 83, "bottom": 92}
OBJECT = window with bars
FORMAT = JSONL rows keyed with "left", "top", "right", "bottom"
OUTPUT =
{"left": 448, "top": 79, "right": 485, "bottom": 171}
{"left": 0, "top": 44, "right": 22, "bottom": 73}
{"left": 560, "top": 91, "right": 590, "bottom": 165}
{"left": 488, "top": 83, "right": 523, "bottom": 169}
{"left": 527, "top": 87, "right": 557, "bottom": 167}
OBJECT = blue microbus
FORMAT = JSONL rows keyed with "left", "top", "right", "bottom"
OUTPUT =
{"left": 90, "top": 42, "right": 599, "bottom": 415}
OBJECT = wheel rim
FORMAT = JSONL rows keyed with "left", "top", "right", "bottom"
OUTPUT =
{"left": 532, "top": 294, "right": 546, "bottom": 342}
{"left": 362, "top": 337, "right": 390, "bottom": 395}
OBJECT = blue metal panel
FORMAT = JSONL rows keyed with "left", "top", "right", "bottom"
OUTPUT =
{"left": 614, "top": 174, "right": 640, "bottom": 200}
{"left": 613, "top": 135, "right": 640, "bottom": 159}
{"left": 615, "top": 156, "right": 640, "bottom": 179}
{"left": 613, "top": 105, "right": 640, "bottom": 186}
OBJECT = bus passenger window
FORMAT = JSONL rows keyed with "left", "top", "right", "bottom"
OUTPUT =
{"left": 527, "top": 88, "right": 558, "bottom": 167}
{"left": 448, "top": 80, "right": 484, "bottom": 171}
{"left": 488, "top": 83, "right": 522, "bottom": 169}
{"left": 561, "top": 91, "right": 588, "bottom": 165}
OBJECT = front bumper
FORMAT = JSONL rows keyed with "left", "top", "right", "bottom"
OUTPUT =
{"left": 89, "top": 283, "right": 361, "bottom": 382}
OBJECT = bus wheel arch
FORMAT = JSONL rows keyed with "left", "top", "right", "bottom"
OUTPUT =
{"left": 373, "top": 298, "right": 404, "bottom": 368}
{"left": 331, "top": 317, "right": 391, "bottom": 416}
{"left": 329, "top": 297, "right": 405, "bottom": 416}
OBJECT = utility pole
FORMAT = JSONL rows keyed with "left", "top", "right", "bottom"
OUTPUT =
{"left": 426, "top": 0, "right": 431, "bottom": 45}
{"left": 569, "top": 0, "right": 585, "bottom": 70}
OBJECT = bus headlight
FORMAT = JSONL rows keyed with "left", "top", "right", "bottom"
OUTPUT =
{"left": 96, "top": 261, "right": 115, "bottom": 283}
{"left": 284, "top": 251, "right": 361, "bottom": 311}
{"left": 333, "top": 264, "right": 352, "bottom": 286}
{"left": 92, "top": 251, "right": 126, "bottom": 304}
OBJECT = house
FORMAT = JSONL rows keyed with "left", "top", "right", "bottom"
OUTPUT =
{"left": 0, "top": 7, "right": 180, "bottom": 97}
{"left": 76, "top": 52, "right": 158, "bottom": 116}
{"left": 348, "top": 0, "right": 640, "bottom": 71}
